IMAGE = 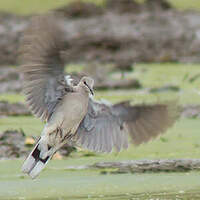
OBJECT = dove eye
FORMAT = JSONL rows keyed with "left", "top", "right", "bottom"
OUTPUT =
{"left": 84, "top": 81, "right": 86, "bottom": 85}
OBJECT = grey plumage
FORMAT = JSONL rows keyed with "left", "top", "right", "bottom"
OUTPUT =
{"left": 76, "top": 99, "right": 179, "bottom": 153}
{"left": 19, "top": 15, "right": 180, "bottom": 178}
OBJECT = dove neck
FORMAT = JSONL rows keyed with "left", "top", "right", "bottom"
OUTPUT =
{"left": 74, "top": 85, "right": 90, "bottom": 97}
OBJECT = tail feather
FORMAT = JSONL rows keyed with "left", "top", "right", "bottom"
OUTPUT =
{"left": 22, "top": 138, "right": 54, "bottom": 179}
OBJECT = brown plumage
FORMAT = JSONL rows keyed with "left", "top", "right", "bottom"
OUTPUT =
{"left": 19, "top": 15, "right": 68, "bottom": 121}
{"left": 19, "top": 14, "right": 180, "bottom": 178}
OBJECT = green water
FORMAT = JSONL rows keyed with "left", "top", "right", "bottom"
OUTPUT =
{"left": 0, "top": 159, "right": 200, "bottom": 200}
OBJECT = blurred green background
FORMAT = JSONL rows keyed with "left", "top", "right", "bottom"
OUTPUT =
{"left": 0, "top": 0, "right": 200, "bottom": 15}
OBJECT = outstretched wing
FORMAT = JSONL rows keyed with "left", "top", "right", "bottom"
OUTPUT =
{"left": 75, "top": 99, "right": 179, "bottom": 153}
{"left": 19, "top": 15, "right": 72, "bottom": 121}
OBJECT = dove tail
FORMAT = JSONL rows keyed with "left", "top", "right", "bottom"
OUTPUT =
{"left": 22, "top": 137, "right": 54, "bottom": 179}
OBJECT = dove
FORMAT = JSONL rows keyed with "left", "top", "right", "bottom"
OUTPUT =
{"left": 19, "top": 15, "right": 179, "bottom": 179}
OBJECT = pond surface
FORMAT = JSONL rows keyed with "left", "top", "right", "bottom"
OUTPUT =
{"left": 0, "top": 159, "right": 200, "bottom": 200}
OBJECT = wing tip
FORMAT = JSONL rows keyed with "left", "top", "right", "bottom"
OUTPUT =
{"left": 129, "top": 98, "right": 181, "bottom": 146}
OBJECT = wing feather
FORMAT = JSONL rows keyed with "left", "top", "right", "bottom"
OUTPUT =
{"left": 75, "top": 99, "right": 180, "bottom": 153}
{"left": 19, "top": 15, "right": 72, "bottom": 121}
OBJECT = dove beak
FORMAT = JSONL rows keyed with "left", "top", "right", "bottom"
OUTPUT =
{"left": 88, "top": 86, "right": 94, "bottom": 96}
{"left": 85, "top": 83, "right": 94, "bottom": 95}
{"left": 89, "top": 88, "right": 94, "bottom": 95}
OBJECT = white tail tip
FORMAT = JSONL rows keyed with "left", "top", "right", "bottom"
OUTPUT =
{"left": 22, "top": 140, "right": 53, "bottom": 179}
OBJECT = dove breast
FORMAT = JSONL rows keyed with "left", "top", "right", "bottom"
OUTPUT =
{"left": 45, "top": 91, "right": 89, "bottom": 136}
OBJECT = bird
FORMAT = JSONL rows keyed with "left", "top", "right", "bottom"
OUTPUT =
{"left": 19, "top": 15, "right": 179, "bottom": 179}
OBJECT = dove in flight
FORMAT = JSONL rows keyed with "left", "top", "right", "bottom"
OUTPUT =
{"left": 19, "top": 15, "right": 179, "bottom": 179}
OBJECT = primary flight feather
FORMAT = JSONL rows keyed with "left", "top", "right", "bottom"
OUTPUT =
{"left": 19, "top": 15, "right": 179, "bottom": 178}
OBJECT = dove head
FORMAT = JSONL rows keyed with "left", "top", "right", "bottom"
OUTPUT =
{"left": 79, "top": 76, "right": 94, "bottom": 95}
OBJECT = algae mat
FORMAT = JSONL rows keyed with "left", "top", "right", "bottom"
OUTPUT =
{"left": 0, "top": 159, "right": 200, "bottom": 200}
